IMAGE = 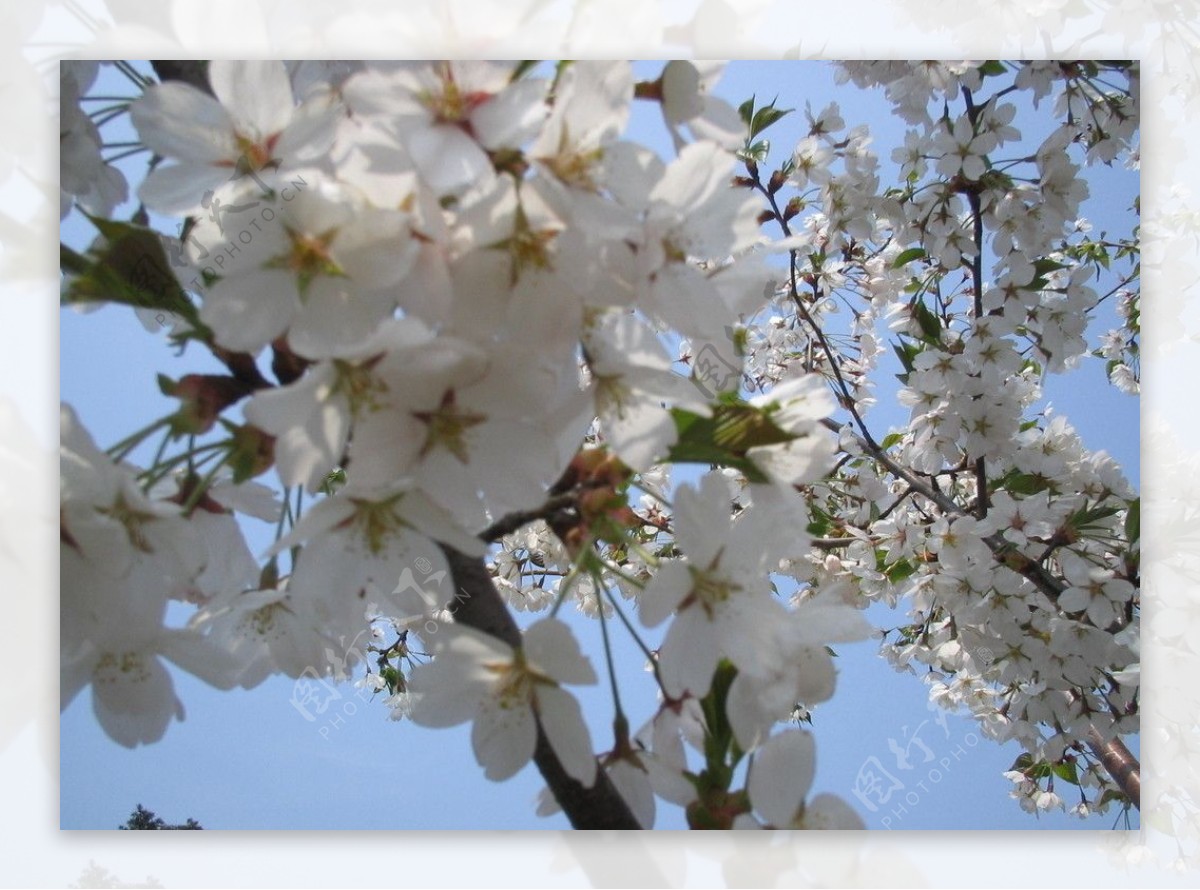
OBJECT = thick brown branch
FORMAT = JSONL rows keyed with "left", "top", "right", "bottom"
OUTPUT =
{"left": 150, "top": 60, "right": 211, "bottom": 92}
{"left": 440, "top": 546, "right": 641, "bottom": 829}
{"left": 479, "top": 493, "right": 580, "bottom": 543}
{"left": 1086, "top": 727, "right": 1141, "bottom": 811}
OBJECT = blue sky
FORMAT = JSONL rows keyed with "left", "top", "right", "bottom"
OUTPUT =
{"left": 60, "top": 60, "right": 1139, "bottom": 831}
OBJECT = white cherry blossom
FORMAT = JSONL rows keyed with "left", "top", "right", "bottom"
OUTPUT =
{"left": 131, "top": 60, "right": 340, "bottom": 214}
{"left": 409, "top": 618, "right": 598, "bottom": 785}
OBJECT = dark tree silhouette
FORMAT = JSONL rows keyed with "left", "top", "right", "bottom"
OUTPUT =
{"left": 119, "top": 804, "right": 203, "bottom": 830}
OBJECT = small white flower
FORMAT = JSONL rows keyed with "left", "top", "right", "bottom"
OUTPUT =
{"left": 131, "top": 60, "right": 339, "bottom": 214}
{"left": 639, "top": 472, "right": 807, "bottom": 698}
{"left": 409, "top": 618, "right": 598, "bottom": 785}
{"left": 746, "top": 730, "right": 865, "bottom": 829}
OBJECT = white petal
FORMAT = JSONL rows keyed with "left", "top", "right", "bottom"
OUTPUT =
{"left": 409, "top": 126, "right": 493, "bottom": 196}
{"left": 470, "top": 78, "right": 549, "bottom": 149}
{"left": 523, "top": 619, "right": 596, "bottom": 685}
{"left": 602, "top": 141, "right": 664, "bottom": 212}
{"left": 606, "top": 759, "right": 656, "bottom": 828}
{"left": 658, "top": 608, "right": 720, "bottom": 699}
{"left": 159, "top": 629, "right": 243, "bottom": 690}
{"left": 715, "top": 595, "right": 787, "bottom": 679}
{"left": 537, "top": 685, "right": 597, "bottom": 786}
{"left": 200, "top": 268, "right": 297, "bottom": 355}
{"left": 92, "top": 653, "right": 182, "bottom": 748}
{"left": 603, "top": 394, "right": 678, "bottom": 472}
{"left": 725, "top": 672, "right": 771, "bottom": 752}
{"left": 688, "top": 97, "right": 747, "bottom": 150}
{"left": 472, "top": 694, "right": 537, "bottom": 781}
{"left": 131, "top": 82, "right": 236, "bottom": 162}
{"left": 661, "top": 61, "right": 704, "bottom": 124}
{"left": 641, "top": 749, "right": 698, "bottom": 807}
{"left": 800, "top": 793, "right": 865, "bottom": 829}
{"left": 287, "top": 277, "right": 395, "bottom": 360}
{"left": 647, "top": 266, "right": 734, "bottom": 345}
{"left": 334, "top": 210, "right": 418, "bottom": 289}
{"left": 209, "top": 60, "right": 295, "bottom": 139}
{"left": 61, "top": 647, "right": 97, "bottom": 712}
{"left": 138, "top": 163, "right": 232, "bottom": 216}
{"left": 675, "top": 472, "right": 733, "bottom": 566}
{"left": 748, "top": 730, "right": 815, "bottom": 827}
{"left": 408, "top": 665, "right": 486, "bottom": 728}
{"left": 787, "top": 602, "right": 873, "bottom": 645}
{"left": 638, "top": 561, "right": 693, "bottom": 628}
{"left": 650, "top": 140, "right": 734, "bottom": 216}
{"left": 274, "top": 97, "right": 341, "bottom": 163}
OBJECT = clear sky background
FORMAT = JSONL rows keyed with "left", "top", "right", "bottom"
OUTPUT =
{"left": 60, "top": 60, "right": 1139, "bottom": 831}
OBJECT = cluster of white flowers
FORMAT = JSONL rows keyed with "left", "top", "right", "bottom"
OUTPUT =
{"left": 753, "top": 61, "right": 1140, "bottom": 817}
{"left": 60, "top": 61, "right": 128, "bottom": 219}
{"left": 60, "top": 59, "right": 1139, "bottom": 828}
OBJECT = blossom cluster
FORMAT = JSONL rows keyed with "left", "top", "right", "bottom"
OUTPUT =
{"left": 746, "top": 60, "right": 1140, "bottom": 816}
{"left": 60, "top": 60, "right": 1139, "bottom": 828}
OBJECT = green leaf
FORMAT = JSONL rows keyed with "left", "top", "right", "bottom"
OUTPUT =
{"left": 1051, "top": 759, "right": 1080, "bottom": 786}
{"left": 806, "top": 503, "right": 831, "bottom": 537}
{"left": 737, "top": 96, "right": 756, "bottom": 128}
{"left": 892, "top": 247, "right": 927, "bottom": 268}
{"left": 1067, "top": 503, "right": 1122, "bottom": 532}
{"left": 978, "top": 60, "right": 1007, "bottom": 77}
{"left": 892, "top": 338, "right": 920, "bottom": 376}
{"left": 1025, "top": 258, "right": 1070, "bottom": 291}
{"left": 667, "top": 402, "right": 800, "bottom": 484}
{"left": 913, "top": 300, "right": 942, "bottom": 343}
{"left": 1032, "top": 258, "right": 1068, "bottom": 276}
{"left": 885, "top": 558, "right": 916, "bottom": 584}
{"left": 1027, "top": 761, "right": 1052, "bottom": 780}
{"left": 743, "top": 139, "right": 771, "bottom": 163}
{"left": 380, "top": 665, "right": 402, "bottom": 694}
{"left": 749, "top": 99, "right": 793, "bottom": 139}
{"left": 880, "top": 431, "right": 904, "bottom": 450}
{"left": 1098, "top": 788, "right": 1129, "bottom": 809}
{"left": 995, "top": 469, "right": 1051, "bottom": 496}
{"left": 63, "top": 215, "right": 206, "bottom": 334}
{"left": 713, "top": 403, "right": 796, "bottom": 450}
{"left": 1124, "top": 497, "right": 1140, "bottom": 544}
{"left": 1009, "top": 753, "right": 1034, "bottom": 772}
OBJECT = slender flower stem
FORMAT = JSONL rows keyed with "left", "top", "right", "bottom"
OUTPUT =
{"left": 108, "top": 417, "right": 170, "bottom": 463}
{"left": 594, "top": 580, "right": 627, "bottom": 731}
{"left": 601, "top": 584, "right": 668, "bottom": 699}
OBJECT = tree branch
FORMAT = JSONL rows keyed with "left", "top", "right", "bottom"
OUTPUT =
{"left": 150, "top": 58, "right": 638, "bottom": 827}
{"left": 822, "top": 419, "right": 1141, "bottom": 806}
{"left": 1086, "top": 727, "right": 1141, "bottom": 811}
{"left": 440, "top": 546, "right": 641, "bottom": 829}
{"left": 150, "top": 60, "right": 211, "bottom": 92}
{"left": 479, "top": 492, "right": 580, "bottom": 543}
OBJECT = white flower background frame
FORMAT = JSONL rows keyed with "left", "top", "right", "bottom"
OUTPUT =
{"left": 7, "top": 0, "right": 1196, "bottom": 885}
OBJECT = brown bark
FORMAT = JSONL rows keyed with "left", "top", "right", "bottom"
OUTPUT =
{"left": 441, "top": 547, "right": 641, "bottom": 829}
{"left": 1086, "top": 727, "right": 1141, "bottom": 811}
{"left": 150, "top": 60, "right": 211, "bottom": 92}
